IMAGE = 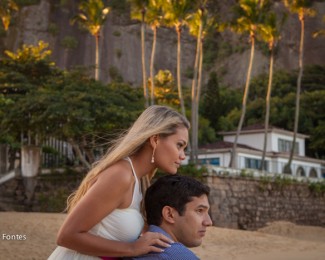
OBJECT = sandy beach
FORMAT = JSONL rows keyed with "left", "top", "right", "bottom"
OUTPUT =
{"left": 1, "top": 212, "right": 325, "bottom": 260}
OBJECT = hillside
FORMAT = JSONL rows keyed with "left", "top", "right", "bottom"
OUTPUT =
{"left": 1, "top": 0, "right": 325, "bottom": 88}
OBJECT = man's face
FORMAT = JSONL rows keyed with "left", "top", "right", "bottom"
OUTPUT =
{"left": 173, "top": 194, "right": 212, "bottom": 247}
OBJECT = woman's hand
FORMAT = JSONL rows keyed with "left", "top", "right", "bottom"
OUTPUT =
{"left": 130, "top": 231, "right": 174, "bottom": 256}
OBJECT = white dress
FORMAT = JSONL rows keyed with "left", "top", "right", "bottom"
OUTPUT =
{"left": 48, "top": 157, "right": 144, "bottom": 259}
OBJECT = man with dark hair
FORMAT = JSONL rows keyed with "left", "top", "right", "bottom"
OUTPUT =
{"left": 128, "top": 174, "right": 212, "bottom": 260}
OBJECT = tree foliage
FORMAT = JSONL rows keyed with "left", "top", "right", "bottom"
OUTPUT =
{"left": 0, "top": 0, "right": 19, "bottom": 31}
{"left": 71, "top": 0, "right": 110, "bottom": 80}
{"left": 71, "top": 0, "right": 110, "bottom": 37}
{"left": 222, "top": 66, "right": 325, "bottom": 159}
{"left": 0, "top": 41, "right": 59, "bottom": 143}
{"left": 201, "top": 72, "right": 242, "bottom": 136}
{"left": 0, "top": 41, "right": 144, "bottom": 169}
{"left": 1, "top": 0, "right": 325, "bottom": 169}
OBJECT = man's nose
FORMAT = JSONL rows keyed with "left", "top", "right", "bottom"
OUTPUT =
{"left": 204, "top": 213, "right": 213, "bottom": 226}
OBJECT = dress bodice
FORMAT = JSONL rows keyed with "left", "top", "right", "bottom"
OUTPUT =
{"left": 89, "top": 157, "right": 144, "bottom": 242}
{"left": 48, "top": 157, "right": 144, "bottom": 259}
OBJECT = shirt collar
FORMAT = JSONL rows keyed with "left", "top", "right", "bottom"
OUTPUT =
{"left": 148, "top": 225, "right": 172, "bottom": 240}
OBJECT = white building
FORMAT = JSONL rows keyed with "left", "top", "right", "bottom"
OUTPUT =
{"left": 185, "top": 125, "right": 325, "bottom": 179}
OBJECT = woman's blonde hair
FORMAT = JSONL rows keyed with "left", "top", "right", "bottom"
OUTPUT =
{"left": 66, "top": 105, "right": 190, "bottom": 212}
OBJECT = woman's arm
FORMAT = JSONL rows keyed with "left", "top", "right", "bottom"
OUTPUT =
{"left": 56, "top": 163, "right": 172, "bottom": 257}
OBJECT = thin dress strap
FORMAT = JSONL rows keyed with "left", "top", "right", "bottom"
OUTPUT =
{"left": 125, "top": 156, "right": 142, "bottom": 197}
{"left": 125, "top": 156, "right": 137, "bottom": 178}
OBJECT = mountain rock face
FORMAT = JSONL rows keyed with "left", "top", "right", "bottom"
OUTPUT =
{"left": 2, "top": 0, "right": 325, "bottom": 88}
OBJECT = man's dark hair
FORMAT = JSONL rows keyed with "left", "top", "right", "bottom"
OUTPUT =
{"left": 145, "top": 175, "right": 210, "bottom": 226}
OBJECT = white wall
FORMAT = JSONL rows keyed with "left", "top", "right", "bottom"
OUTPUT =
{"left": 224, "top": 133, "right": 266, "bottom": 151}
{"left": 21, "top": 146, "right": 41, "bottom": 177}
{"left": 224, "top": 131, "right": 306, "bottom": 156}
{"left": 271, "top": 133, "right": 305, "bottom": 156}
{"left": 239, "top": 155, "right": 322, "bottom": 178}
{"left": 195, "top": 151, "right": 323, "bottom": 178}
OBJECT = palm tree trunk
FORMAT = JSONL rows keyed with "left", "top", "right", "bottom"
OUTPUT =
{"left": 286, "top": 15, "right": 304, "bottom": 172}
{"left": 195, "top": 38, "right": 204, "bottom": 163}
{"left": 261, "top": 46, "right": 274, "bottom": 171}
{"left": 176, "top": 25, "right": 186, "bottom": 117}
{"left": 229, "top": 36, "right": 255, "bottom": 168}
{"left": 95, "top": 34, "right": 99, "bottom": 80}
{"left": 150, "top": 26, "right": 157, "bottom": 106}
{"left": 190, "top": 23, "right": 202, "bottom": 163}
{"left": 141, "top": 11, "right": 149, "bottom": 107}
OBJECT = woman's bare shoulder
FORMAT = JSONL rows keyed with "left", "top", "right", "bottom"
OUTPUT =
{"left": 98, "top": 159, "right": 134, "bottom": 188}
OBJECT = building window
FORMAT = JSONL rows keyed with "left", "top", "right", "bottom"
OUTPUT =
{"left": 296, "top": 166, "right": 305, "bottom": 177}
{"left": 245, "top": 158, "right": 268, "bottom": 171}
{"left": 198, "top": 158, "right": 220, "bottom": 166}
{"left": 278, "top": 138, "right": 299, "bottom": 154}
{"left": 309, "top": 168, "right": 318, "bottom": 178}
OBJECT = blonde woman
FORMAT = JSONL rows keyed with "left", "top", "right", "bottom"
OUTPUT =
{"left": 48, "top": 105, "right": 190, "bottom": 260}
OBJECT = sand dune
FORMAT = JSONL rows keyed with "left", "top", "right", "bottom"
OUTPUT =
{"left": 1, "top": 212, "right": 325, "bottom": 260}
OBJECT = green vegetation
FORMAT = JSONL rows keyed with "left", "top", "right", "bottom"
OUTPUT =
{"left": 108, "top": 0, "right": 128, "bottom": 14}
{"left": 15, "top": 0, "right": 40, "bottom": 5}
{"left": 0, "top": 42, "right": 144, "bottom": 170}
{"left": 258, "top": 174, "right": 325, "bottom": 196}
{"left": 36, "top": 170, "right": 84, "bottom": 212}
{"left": 60, "top": 36, "right": 78, "bottom": 49}
{"left": 240, "top": 169, "right": 254, "bottom": 178}
{"left": 0, "top": 0, "right": 324, "bottom": 215}
{"left": 1, "top": 0, "right": 325, "bottom": 169}
{"left": 184, "top": 66, "right": 194, "bottom": 79}
{"left": 70, "top": 0, "right": 111, "bottom": 80}
{"left": 214, "top": 66, "right": 325, "bottom": 159}
{"left": 37, "top": 187, "right": 70, "bottom": 212}
{"left": 109, "top": 66, "right": 123, "bottom": 82}
{"left": 228, "top": 0, "right": 272, "bottom": 168}
{"left": 48, "top": 23, "right": 59, "bottom": 36}
{"left": 113, "top": 30, "right": 121, "bottom": 37}
{"left": 156, "top": 163, "right": 208, "bottom": 181}
{"left": 201, "top": 71, "right": 242, "bottom": 135}
{"left": 308, "top": 181, "right": 325, "bottom": 195}
{"left": 178, "top": 163, "right": 208, "bottom": 181}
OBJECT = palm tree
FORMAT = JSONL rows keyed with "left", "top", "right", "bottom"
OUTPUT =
{"left": 188, "top": 6, "right": 204, "bottom": 163}
{"left": 0, "top": 0, "right": 19, "bottom": 31}
{"left": 187, "top": 2, "right": 217, "bottom": 163}
{"left": 146, "top": 0, "right": 164, "bottom": 105}
{"left": 229, "top": 0, "right": 270, "bottom": 168}
{"left": 162, "top": 0, "right": 194, "bottom": 117}
{"left": 71, "top": 0, "right": 110, "bottom": 81}
{"left": 129, "top": 0, "right": 150, "bottom": 107}
{"left": 258, "top": 11, "right": 284, "bottom": 170}
{"left": 283, "top": 0, "right": 315, "bottom": 173}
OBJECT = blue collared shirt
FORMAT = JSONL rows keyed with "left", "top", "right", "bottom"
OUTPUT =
{"left": 125, "top": 225, "right": 200, "bottom": 260}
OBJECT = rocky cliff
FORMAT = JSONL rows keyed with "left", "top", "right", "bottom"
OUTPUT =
{"left": 2, "top": 0, "right": 325, "bottom": 88}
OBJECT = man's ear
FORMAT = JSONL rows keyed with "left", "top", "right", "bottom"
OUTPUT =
{"left": 162, "top": 206, "right": 177, "bottom": 224}
{"left": 149, "top": 135, "right": 159, "bottom": 148}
